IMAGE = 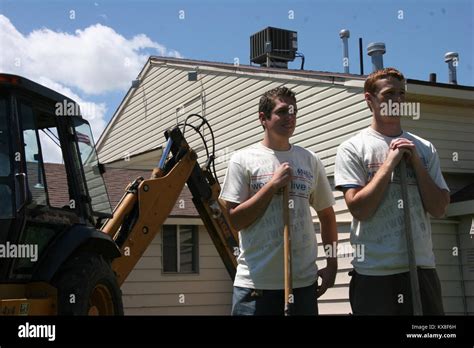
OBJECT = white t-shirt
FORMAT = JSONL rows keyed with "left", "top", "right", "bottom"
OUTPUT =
{"left": 219, "top": 142, "right": 335, "bottom": 289}
{"left": 334, "top": 127, "right": 449, "bottom": 276}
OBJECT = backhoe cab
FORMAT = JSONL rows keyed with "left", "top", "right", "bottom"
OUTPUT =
{"left": 0, "top": 74, "right": 238, "bottom": 315}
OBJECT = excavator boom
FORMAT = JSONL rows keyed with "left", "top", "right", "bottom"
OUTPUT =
{"left": 102, "top": 126, "right": 238, "bottom": 285}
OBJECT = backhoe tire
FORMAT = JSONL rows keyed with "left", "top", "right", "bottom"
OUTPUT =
{"left": 52, "top": 251, "right": 124, "bottom": 315}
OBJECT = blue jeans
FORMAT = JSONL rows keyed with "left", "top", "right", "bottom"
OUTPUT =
{"left": 231, "top": 282, "right": 319, "bottom": 316}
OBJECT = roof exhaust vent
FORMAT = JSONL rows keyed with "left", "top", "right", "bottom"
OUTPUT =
{"left": 444, "top": 52, "right": 459, "bottom": 84}
{"left": 367, "top": 42, "right": 386, "bottom": 72}
{"left": 339, "top": 29, "right": 350, "bottom": 73}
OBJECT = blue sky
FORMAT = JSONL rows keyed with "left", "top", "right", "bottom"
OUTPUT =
{"left": 1, "top": 0, "right": 472, "bottom": 140}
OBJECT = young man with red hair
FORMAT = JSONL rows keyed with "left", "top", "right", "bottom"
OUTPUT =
{"left": 335, "top": 68, "right": 449, "bottom": 315}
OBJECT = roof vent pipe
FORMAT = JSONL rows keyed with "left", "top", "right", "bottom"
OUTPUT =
{"left": 444, "top": 52, "right": 459, "bottom": 84}
{"left": 367, "top": 42, "right": 386, "bottom": 72}
{"left": 339, "top": 29, "right": 350, "bottom": 73}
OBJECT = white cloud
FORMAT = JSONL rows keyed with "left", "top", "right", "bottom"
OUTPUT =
{"left": 0, "top": 14, "right": 181, "bottom": 94}
{"left": 36, "top": 77, "right": 107, "bottom": 141}
{"left": 0, "top": 14, "right": 181, "bottom": 163}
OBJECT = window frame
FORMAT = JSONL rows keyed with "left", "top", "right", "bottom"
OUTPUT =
{"left": 162, "top": 224, "right": 199, "bottom": 274}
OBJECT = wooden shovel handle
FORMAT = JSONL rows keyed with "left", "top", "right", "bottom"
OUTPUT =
{"left": 283, "top": 185, "right": 293, "bottom": 315}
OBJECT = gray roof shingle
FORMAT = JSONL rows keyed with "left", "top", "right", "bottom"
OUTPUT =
{"left": 43, "top": 163, "right": 199, "bottom": 217}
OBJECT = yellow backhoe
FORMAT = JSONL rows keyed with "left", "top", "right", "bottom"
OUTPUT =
{"left": 0, "top": 74, "right": 238, "bottom": 315}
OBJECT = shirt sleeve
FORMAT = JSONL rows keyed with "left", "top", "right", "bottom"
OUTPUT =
{"left": 219, "top": 157, "right": 250, "bottom": 204}
{"left": 309, "top": 155, "right": 335, "bottom": 211}
{"left": 334, "top": 142, "right": 367, "bottom": 191}
{"left": 427, "top": 144, "right": 450, "bottom": 192}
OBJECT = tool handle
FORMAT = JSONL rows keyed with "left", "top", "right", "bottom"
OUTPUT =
{"left": 283, "top": 185, "right": 293, "bottom": 316}
{"left": 399, "top": 157, "right": 423, "bottom": 315}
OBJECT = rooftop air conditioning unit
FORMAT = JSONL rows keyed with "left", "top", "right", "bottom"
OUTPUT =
{"left": 250, "top": 27, "right": 297, "bottom": 68}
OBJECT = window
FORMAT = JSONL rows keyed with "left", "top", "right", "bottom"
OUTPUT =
{"left": 20, "top": 103, "right": 69, "bottom": 209}
{"left": 0, "top": 97, "right": 13, "bottom": 219}
{"left": 0, "top": 98, "right": 10, "bottom": 177}
{"left": 73, "top": 118, "right": 111, "bottom": 216}
{"left": 20, "top": 103, "right": 47, "bottom": 206}
{"left": 37, "top": 126, "right": 69, "bottom": 209}
{"left": 162, "top": 225, "right": 198, "bottom": 273}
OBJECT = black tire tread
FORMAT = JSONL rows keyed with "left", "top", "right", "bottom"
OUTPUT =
{"left": 52, "top": 250, "right": 124, "bottom": 315}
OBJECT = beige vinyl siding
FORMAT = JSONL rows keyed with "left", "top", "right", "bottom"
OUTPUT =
{"left": 99, "top": 67, "right": 198, "bottom": 162}
{"left": 427, "top": 220, "right": 466, "bottom": 315}
{"left": 182, "top": 82, "right": 370, "bottom": 180}
{"left": 97, "top": 62, "right": 371, "bottom": 183}
{"left": 323, "top": 177, "right": 352, "bottom": 222}
{"left": 316, "top": 222, "right": 352, "bottom": 315}
{"left": 458, "top": 217, "right": 474, "bottom": 314}
{"left": 401, "top": 104, "right": 474, "bottom": 174}
{"left": 122, "top": 225, "right": 233, "bottom": 315}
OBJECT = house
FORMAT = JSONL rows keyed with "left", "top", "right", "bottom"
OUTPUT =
{"left": 96, "top": 56, "right": 474, "bottom": 315}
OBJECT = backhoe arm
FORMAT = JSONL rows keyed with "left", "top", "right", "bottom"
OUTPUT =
{"left": 167, "top": 127, "right": 239, "bottom": 279}
{"left": 101, "top": 126, "right": 238, "bottom": 286}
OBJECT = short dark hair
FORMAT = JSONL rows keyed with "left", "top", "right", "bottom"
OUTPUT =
{"left": 258, "top": 86, "right": 296, "bottom": 120}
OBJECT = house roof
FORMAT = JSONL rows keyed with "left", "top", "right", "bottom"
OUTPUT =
{"left": 446, "top": 183, "right": 474, "bottom": 217}
{"left": 450, "top": 183, "right": 474, "bottom": 204}
{"left": 148, "top": 56, "right": 367, "bottom": 81}
{"left": 407, "top": 78, "right": 474, "bottom": 92}
{"left": 43, "top": 163, "right": 199, "bottom": 217}
{"left": 148, "top": 56, "right": 474, "bottom": 91}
